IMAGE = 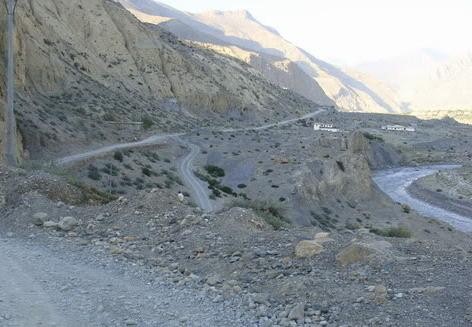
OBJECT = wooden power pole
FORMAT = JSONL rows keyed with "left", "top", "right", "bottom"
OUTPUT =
{"left": 4, "top": 0, "right": 18, "bottom": 166}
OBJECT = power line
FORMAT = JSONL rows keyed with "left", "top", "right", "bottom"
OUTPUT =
{"left": 4, "top": 0, "right": 18, "bottom": 166}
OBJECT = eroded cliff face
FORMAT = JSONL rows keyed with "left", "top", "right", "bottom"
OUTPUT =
{"left": 0, "top": 0, "right": 314, "bottom": 158}
{"left": 294, "top": 131, "right": 402, "bottom": 206}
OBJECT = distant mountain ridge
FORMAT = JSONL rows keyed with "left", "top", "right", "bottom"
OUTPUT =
{"left": 358, "top": 50, "right": 472, "bottom": 122}
{"left": 120, "top": 0, "right": 404, "bottom": 114}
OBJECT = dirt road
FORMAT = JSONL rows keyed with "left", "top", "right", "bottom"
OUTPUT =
{"left": 56, "top": 109, "right": 325, "bottom": 212}
{"left": 0, "top": 236, "right": 249, "bottom": 326}
{"left": 176, "top": 139, "right": 214, "bottom": 212}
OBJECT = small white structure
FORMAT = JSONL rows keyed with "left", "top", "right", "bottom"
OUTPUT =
{"left": 381, "top": 125, "right": 416, "bottom": 132}
{"left": 314, "top": 123, "right": 340, "bottom": 133}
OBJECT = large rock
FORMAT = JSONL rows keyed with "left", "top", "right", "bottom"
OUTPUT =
{"left": 295, "top": 240, "right": 324, "bottom": 258}
{"left": 336, "top": 240, "right": 392, "bottom": 266}
{"left": 58, "top": 216, "right": 79, "bottom": 231}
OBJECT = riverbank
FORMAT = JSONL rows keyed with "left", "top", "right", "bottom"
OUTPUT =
{"left": 373, "top": 165, "right": 472, "bottom": 233}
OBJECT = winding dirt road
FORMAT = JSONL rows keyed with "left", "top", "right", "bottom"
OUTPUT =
{"left": 56, "top": 109, "right": 326, "bottom": 212}
{"left": 56, "top": 133, "right": 185, "bottom": 165}
{"left": 175, "top": 139, "right": 214, "bottom": 212}
{"left": 373, "top": 165, "right": 472, "bottom": 232}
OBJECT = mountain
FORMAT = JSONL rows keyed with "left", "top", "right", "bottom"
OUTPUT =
{"left": 119, "top": 0, "right": 403, "bottom": 114}
{"left": 409, "top": 53, "right": 472, "bottom": 112}
{"left": 0, "top": 0, "right": 314, "bottom": 160}
{"left": 358, "top": 50, "right": 472, "bottom": 123}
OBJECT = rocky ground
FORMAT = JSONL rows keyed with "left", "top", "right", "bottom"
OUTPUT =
{"left": 1, "top": 162, "right": 472, "bottom": 326}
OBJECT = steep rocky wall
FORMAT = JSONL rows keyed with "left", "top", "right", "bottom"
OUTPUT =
{"left": 294, "top": 131, "right": 401, "bottom": 207}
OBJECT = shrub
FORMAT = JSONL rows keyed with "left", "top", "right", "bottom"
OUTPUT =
{"left": 363, "top": 132, "right": 384, "bottom": 142}
{"left": 370, "top": 227, "right": 412, "bottom": 238}
{"left": 142, "top": 116, "right": 154, "bottom": 130}
{"left": 87, "top": 164, "right": 101, "bottom": 181}
{"left": 142, "top": 167, "right": 153, "bottom": 177}
{"left": 205, "top": 165, "right": 225, "bottom": 178}
{"left": 113, "top": 151, "right": 123, "bottom": 162}
{"left": 401, "top": 204, "right": 411, "bottom": 214}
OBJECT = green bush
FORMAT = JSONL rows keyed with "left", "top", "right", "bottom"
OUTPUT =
{"left": 113, "top": 151, "right": 123, "bottom": 162}
{"left": 87, "top": 165, "right": 101, "bottom": 181}
{"left": 142, "top": 116, "right": 154, "bottom": 130}
{"left": 205, "top": 165, "right": 225, "bottom": 178}
{"left": 370, "top": 227, "right": 412, "bottom": 238}
{"left": 363, "top": 132, "right": 384, "bottom": 142}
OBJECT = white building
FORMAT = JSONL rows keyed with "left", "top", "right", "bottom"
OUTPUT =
{"left": 381, "top": 125, "right": 416, "bottom": 132}
{"left": 314, "top": 123, "right": 340, "bottom": 133}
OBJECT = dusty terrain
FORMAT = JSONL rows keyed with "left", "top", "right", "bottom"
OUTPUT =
{"left": 1, "top": 160, "right": 472, "bottom": 326}
{"left": 2, "top": 108, "right": 472, "bottom": 326}
{"left": 1, "top": 1, "right": 472, "bottom": 326}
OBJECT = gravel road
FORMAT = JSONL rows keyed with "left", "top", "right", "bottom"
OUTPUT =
{"left": 0, "top": 236, "right": 250, "bottom": 327}
{"left": 56, "top": 133, "right": 185, "bottom": 166}
{"left": 218, "top": 109, "right": 325, "bottom": 133}
{"left": 373, "top": 165, "right": 472, "bottom": 232}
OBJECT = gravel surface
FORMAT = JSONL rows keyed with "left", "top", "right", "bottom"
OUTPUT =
{"left": 0, "top": 235, "right": 251, "bottom": 327}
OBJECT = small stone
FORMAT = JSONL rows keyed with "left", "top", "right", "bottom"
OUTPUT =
{"left": 125, "top": 319, "right": 137, "bottom": 326}
{"left": 43, "top": 221, "right": 59, "bottom": 228}
{"left": 373, "top": 285, "right": 388, "bottom": 304}
{"left": 58, "top": 217, "right": 78, "bottom": 231}
{"left": 206, "top": 275, "right": 222, "bottom": 286}
{"left": 288, "top": 303, "right": 305, "bottom": 321}
{"left": 32, "top": 212, "right": 48, "bottom": 226}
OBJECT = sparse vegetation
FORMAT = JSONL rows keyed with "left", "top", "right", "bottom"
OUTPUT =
{"left": 232, "top": 199, "right": 290, "bottom": 230}
{"left": 370, "top": 227, "right": 412, "bottom": 238}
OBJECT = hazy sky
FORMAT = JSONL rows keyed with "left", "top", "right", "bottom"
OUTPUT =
{"left": 159, "top": 0, "right": 472, "bottom": 65}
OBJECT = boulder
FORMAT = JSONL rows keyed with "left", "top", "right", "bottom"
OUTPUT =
{"left": 336, "top": 240, "right": 392, "bottom": 266}
{"left": 32, "top": 212, "right": 49, "bottom": 226}
{"left": 58, "top": 216, "right": 79, "bottom": 231}
{"left": 295, "top": 240, "right": 324, "bottom": 258}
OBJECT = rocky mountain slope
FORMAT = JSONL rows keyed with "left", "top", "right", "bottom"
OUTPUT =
{"left": 0, "top": 0, "right": 314, "bottom": 160}
{"left": 119, "top": 0, "right": 404, "bottom": 114}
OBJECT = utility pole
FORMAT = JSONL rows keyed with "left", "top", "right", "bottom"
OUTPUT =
{"left": 4, "top": 0, "right": 18, "bottom": 166}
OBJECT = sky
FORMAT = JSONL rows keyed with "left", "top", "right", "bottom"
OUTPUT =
{"left": 158, "top": 0, "right": 472, "bottom": 66}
